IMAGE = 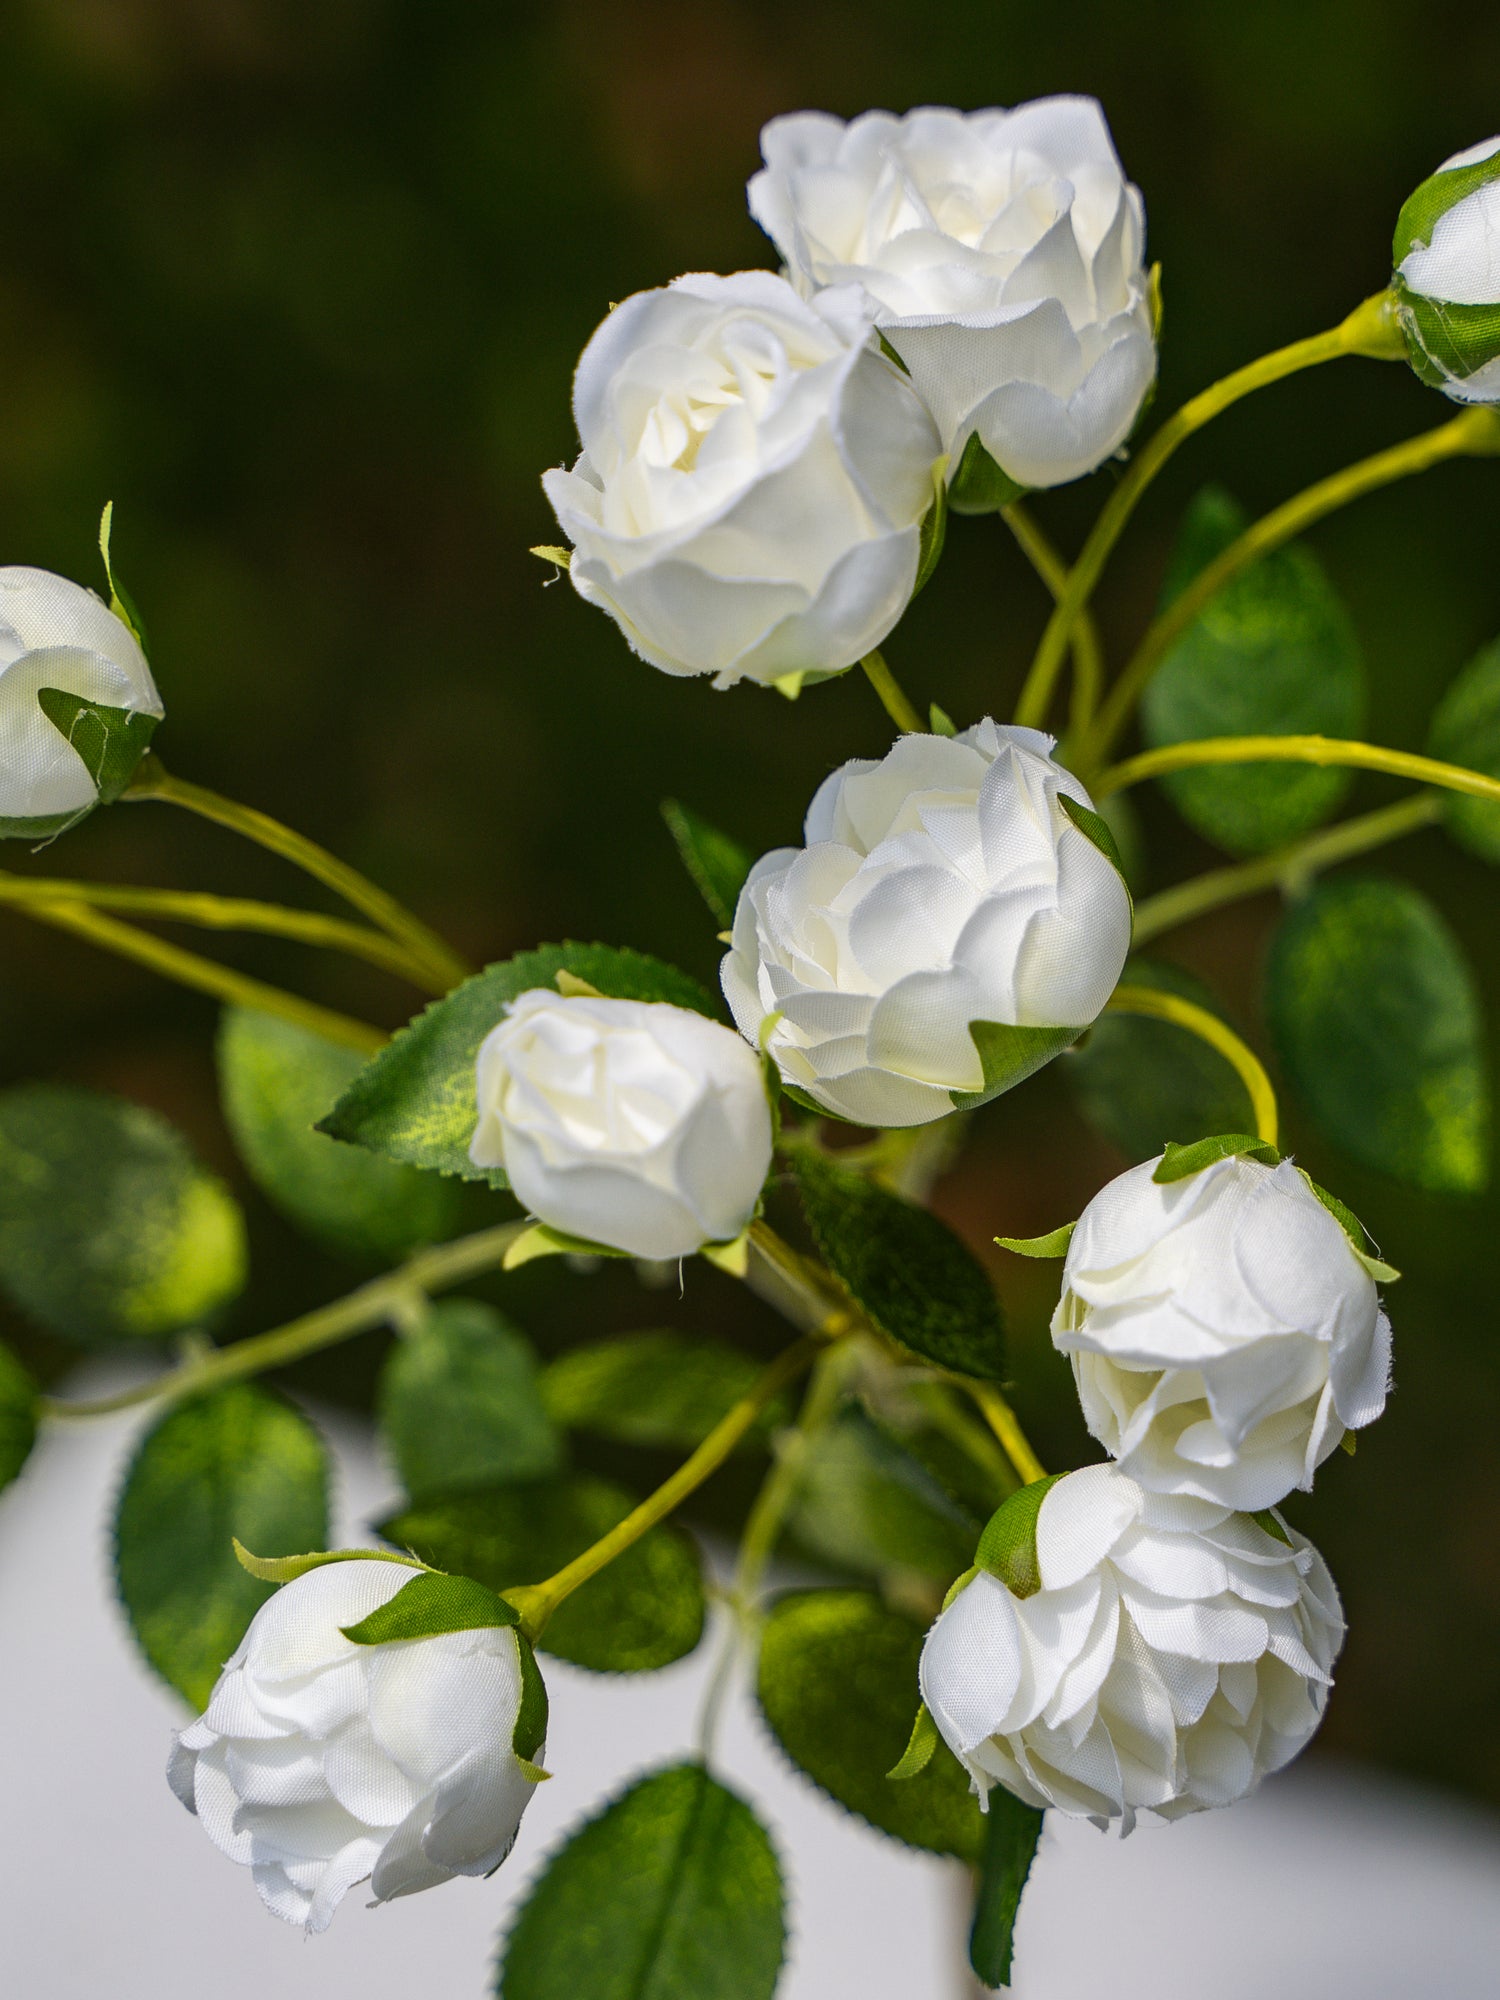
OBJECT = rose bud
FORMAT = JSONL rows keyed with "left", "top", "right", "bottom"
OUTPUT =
{"left": 1392, "top": 137, "right": 1500, "bottom": 404}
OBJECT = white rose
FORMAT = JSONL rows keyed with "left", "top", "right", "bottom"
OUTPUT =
{"left": 0, "top": 567, "right": 162, "bottom": 831}
{"left": 1393, "top": 137, "right": 1500, "bottom": 403}
{"left": 167, "top": 1560, "right": 544, "bottom": 1933}
{"left": 1052, "top": 1153, "right": 1392, "bottom": 1510}
{"left": 748, "top": 99, "right": 1157, "bottom": 496}
{"left": 541, "top": 271, "right": 942, "bottom": 689}
{"left": 920, "top": 1463, "right": 1344, "bottom": 1830}
{"left": 721, "top": 721, "right": 1132, "bottom": 1127}
{"left": 470, "top": 989, "right": 774, "bottom": 1258}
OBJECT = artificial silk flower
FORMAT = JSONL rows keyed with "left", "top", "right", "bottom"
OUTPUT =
{"left": 1053, "top": 1153, "right": 1392, "bottom": 1510}
{"left": 542, "top": 270, "right": 942, "bottom": 688}
{"left": 0, "top": 567, "right": 162, "bottom": 834}
{"left": 749, "top": 98, "right": 1157, "bottom": 500}
{"left": 1393, "top": 137, "right": 1500, "bottom": 404}
{"left": 721, "top": 721, "right": 1132, "bottom": 1127}
{"left": 168, "top": 1560, "right": 543, "bottom": 1933}
{"left": 470, "top": 989, "right": 774, "bottom": 1258}
{"left": 920, "top": 1463, "right": 1344, "bottom": 1830}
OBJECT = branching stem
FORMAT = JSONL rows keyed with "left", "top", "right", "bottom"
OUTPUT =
{"left": 1000, "top": 502, "right": 1106, "bottom": 735}
{"left": 1096, "top": 736, "right": 1500, "bottom": 811}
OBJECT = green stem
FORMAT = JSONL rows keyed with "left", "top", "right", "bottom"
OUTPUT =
{"left": 1012, "top": 290, "right": 1405, "bottom": 732}
{"left": 965, "top": 1382, "right": 1047, "bottom": 1487}
{"left": 42, "top": 1222, "right": 527, "bottom": 1419}
{"left": 1082, "top": 406, "right": 1500, "bottom": 768}
{"left": 124, "top": 756, "right": 471, "bottom": 991}
{"left": 860, "top": 649, "right": 924, "bottom": 734}
{"left": 1001, "top": 502, "right": 1106, "bottom": 736}
{"left": 0, "top": 870, "right": 440, "bottom": 990}
{"left": 1096, "top": 735, "right": 1500, "bottom": 811}
{"left": 1106, "top": 982, "right": 1279, "bottom": 1146}
{"left": 1132, "top": 793, "right": 1443, "bottom": 945}
{"left": 9, "top": 898, "right": 387, "bottom": 1054}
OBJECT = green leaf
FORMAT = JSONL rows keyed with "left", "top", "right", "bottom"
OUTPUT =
{"left": 380, "top": 1298, "right": 562, "bottom": 1499}
{"left": 969, "top": 1789, "right": 1045, "bottom": 1990}
{"left": 954, "top": 1020, "right": 1083, "bottom": 1111}
{"left": 756, "top": 1589, "right": 984, "bottom": 1860}
{"left": 381, "top": 1472, "right": 705, "bottom": 1672}
{"left": 661, "top": 799, "right": 754, "bottom": 929}
{"left": 785, "top": 1408, "right": 978, "bottom": 1585}
{"left": 321, "top": 942, "right": 718, "bottom": 1186}
{"left": 0, "top": 1084, "right": 247, "bottom": 1343}
{"left": 1065, "top": 957, "right": 1256, "bottom": 1164}
{"left": 114, "top": 1385, "right": 330, "bottom": 1707}
{"left": 539, "top": 1330, "right": 779, "bottom": 1453}
{"left": 948, "top": 432, "right": 1028, "bottom": 515}
{"left": 1152, "top": 1133, "right": 1281, "bottom": 1183}
{"left": 0, "top": 1343, "right": 38, "bottom": 1495}
{"left": 1429, "top": 636, "right": 1500, "bottom": 864}
{"left": 975, "top": 1476, "right": 1066, "bottom": 1599}
{"left": 1267, "top": 875, "right": 1490, "bottom": 1193}
{"left": 218, "top": 1007, "right": 460, "bottom": 1262}
{"left": 995, "top": 1223, "right": 1075, "bottom": 1258}
{"left": 341, "top": 1568, "right": 519, "bottom": 1642}
{"left": 1142, "top": 486, "right": 1367, "bottom": 855}
{"left": 793, "top": 1149, "right": 1006, "bottom": 1378}
{"left": 498, "top": 1763, "right": 785, "bottom": 2000}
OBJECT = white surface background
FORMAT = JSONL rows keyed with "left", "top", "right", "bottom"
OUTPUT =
{"left": 4, "top": 1382, "right": 1499, "bottom": 2000}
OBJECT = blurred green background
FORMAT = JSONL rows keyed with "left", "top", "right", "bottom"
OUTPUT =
{"left": 1, "top": 1, "right": 1497, "bottom": 1804}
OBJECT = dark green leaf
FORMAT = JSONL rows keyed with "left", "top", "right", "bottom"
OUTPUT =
{"left": 1065, "top": 958, "right": 1256, "bottom": 1164}
{"left": 948, "top": 432, "right": 1028, "bottom": 514}
{"left": 793, "top": 1150, "right": 1006, "bottom": 1378}
{"left": 1142, "top": 486, "right": 1366, "bottom": 855}
{"left": 498, "top": 1763, "right": 785, "bottom": 2000}
{"left": 954, "top": 1021, "right": 1082, "bottom": 1111}
{"left": 1429, "top": 636, "right": 1500, "bottom": 864}
{"left": 969, "top": 1789, "right": 1044, "bottom": 1989}
{"left": 785, "top": 1408, "right": 977, "bottom": 1585}
{"left": 0, "top": 1084, "right": 246, "bottom": 1343}
{"left": 540, "top": 1330, "right": 778, "bottom": 1453}
{"left": 1267, "top": 875, "right": 1489, "bottom": 1193}
{"left": 321, "top": 942, "right": 717, "bottom": 1186}
{"left": 341, "top": 1568, "right": 519, "bottom": 1643}
{"left": 381, "top": 1472, "right": 704, "bottom": 1672}
{"left": 975, "top": 1476, "right": 1066, "bottom": 1599}
{"left": 218, "top": 1007, "right": 460, "bottom": 1262}
{"left": 115, "top": 1385, "right": 330, "bottom": 1706}
{"left": 661, "top": 799, "right": 754, "bottom": 928}
{"left": 380, "top": 1298, "right": 562, "bottom": 1499}
{"left": 756, "top": 1589, "right": 984, "bottom": 1860}
{"left": 1152, "top": 1133, "right": 1280, "bottom": 1183}
{"left": 0, "top": 1343, "right": 38, "bottom": 1495}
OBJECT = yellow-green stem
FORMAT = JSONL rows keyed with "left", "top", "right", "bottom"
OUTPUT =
{"left": 1106, "top": 982, "right": 1278, "bottom": 1146}
{"left": 1132, "top": 793, "right": 1443, "bottom": 945}
{"left": 124, "top": 756, "right": 470, "bottom": 991}
{"left": 1096, "top": 736, "right": 1500, "bottom": 812}
{"left": 1012, "top": 290, "right": 1405, "bottom": 732}
{"left": 1081, "top": 407, "right": 1500, "bottom": 768}
{"left": 42, "top": 1221, "right": 527, "bottom": 1419}
{"left": 966, "top": 1382, "right": 1047, "bottom": 1486}
{"left": 861, "top": 649, "right": 924, "bottom": 734}
{"left": 1001, "top": 502, "right": 1106, "bottom": 735}
{"left": 9, "top": 898, "right": 387, "bottom": 1054}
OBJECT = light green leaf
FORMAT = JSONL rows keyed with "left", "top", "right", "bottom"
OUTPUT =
{"left": 380, "top": 1472, "right": 704, "bottom": 1672}
{"left": 218, "top": 1007, "right": 460, "bottom": 1262}
{"left": 786, "top": 1408, "right": 978, "bottom": 1585}
{"left": 793, "top": 1150, "right": 1006, "bottom": 1379}
{"left": 661, "top": 799, "right": 754, "bottom": 928}
{"left": 539, "top": 1330, "right": 780, "bottom": 1453}
{"left": 321, "top": 942, "right": 717, "bottom": 1186}
{"left": 115, "top": 1386, "right": 330, "bottom": 1707}
{"left": 1065, "top": 957, "right": 1256, "bottom": 1164}
{"left": 497, "top": 1763, "right": 785, "bottom": 2000}
{"left": 1152, "top": 1133, "right": 1281, "bottom": 1183}
{"left": 0, "top": 1084, "right": 246, "bottom": 1343}
{"left": 1428, "top": 636, "right": 1500, "bottom": 864}
{"left": 0, "top": 1343, "right": 38, "bottom": 1495}
{"left": 340, "top": 1568, "right": 520, "bottom": 1642}
{"left": 969, "top": 1788, "right": 1045, "bottom": 1990}
{"left": 1266, "top": 876, "right": 1490, "bottom": 1193}
{"left": 954, "top": 1020, "right": 1082, "bottom": 1111}
{"left": 975, "top": 1476, "right": 1066, "bottom": 1599}
{"left": 1142, "top": 486, "right": 1367, "bottom": 855}
{"left": 756, "top": 1589, "right": 983, "bottom": 1860}
{"left": 379, "top": 1298, "right": 562, "bottom": 1499}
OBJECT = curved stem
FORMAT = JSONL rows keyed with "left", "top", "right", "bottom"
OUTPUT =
{"left": 1000, "top": 503, "right": 1106, "bottom": 735}
{"left": 1081, "top": 407, "right": 1500, "bottom": 768}
{"left": 8, "top": 898, "right": 387, "bottom": 1054}
{"left": 1012, "top": 290, "right": 1405, "bottom": 732}
{"left": 1096, "top": 735, "right": 1500, "bottom": 812}
{"left": 124, "top": 757, "right": 470, "bottom": 991}
{"left": 861, "top": 649, "right": 923, "bottom": 735}
{"left": 1132, "top": 793, "right": 1443, "bottom": 945}
{"left": 42, "top": 1222, "right": 527, "bottom": 1419}
{"left": 965, "top": 1382, "right": 1047, "bottom": 1486}
{"left": 1106, "top": 982, "right": 1278, "bottom": 1146}
{"left": 0, "top": 871, "right": 439, "bottom": 989}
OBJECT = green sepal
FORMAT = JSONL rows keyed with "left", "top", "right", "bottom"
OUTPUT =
{"left": 1058, "top": 792, "right": 1129, "bottom": 885}
{"left": 340, "top": 1567, "right": 521, "bottom": 1645}
{"left": 913, "top": 458, "right": 950, "bottom": 594}
{"left": 98, "top": 501, "right": 151, "bottom": 650}
{"left": 661, "top": 798, "right": 754, "bottom": 929}
{"left": 1393, "top": 148, "right": 1500, "bottom": 265}
{"left": 929, "top": 702, "right": 958, "bottom": 737}
{"left": 35, "top": 689, "right": 158, "bottom": 804}
{"left": 941, "top": 1563, "right": 979, "bottom": 1613}
{"left": 1296, "top": 1170, "right": 1400, "bottom": 1282}
{"left": 948, "top": 432, "right": 1029, "bottom": 516}
{"left": 888, "top": 1702, "right": 940, "bottom": 1782}
{"left": 1340, "top": 1431, "right": 1358, "bottom": 1458}
{"left": 969, "top": 1789, "right": 1045, "bottom": 1990}
{"left": 975, "top": 1475, "right": 1066, "bottom": 1599}
{"left": 1152, "top": 1133, "right": 1280, "bottom": 1184}
{"left": 1250, "top": 1508, "right": 1292, "bottom": 1546}
{"left": 233, "top": 1540, "right": 428, "bottom": 1584}
{"left": 513, "top": 1630, "right": 550, "bottom": 1769}
{"left": 1394, "top": 280, "right": 1500, "bottom": 391}
{"left": 530, "top": 543, "right": 572, "bottom": 569}
{"left": 503, "top": 1222, "right": 632, "bottom": 1269}
{"left": 0, "top": 1343, "right": 38, "bottom": 1495}
{"left": 699, "top": 1229, "right": 752, "bottom": 1277}
{"left": 952, "top": 1021, "right": 1082, "bottom": 1111}
{"left": 994, "top": 1222, "right": 1075, "bottom": 1259}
